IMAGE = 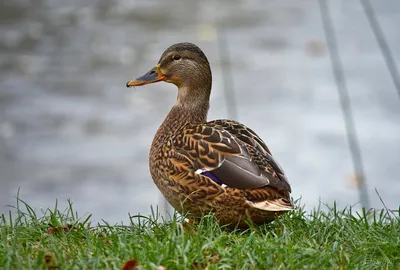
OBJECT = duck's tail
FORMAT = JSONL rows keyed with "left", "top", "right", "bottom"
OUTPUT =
{"left": 248, "top": 197, "right": 295, "bottom": 212}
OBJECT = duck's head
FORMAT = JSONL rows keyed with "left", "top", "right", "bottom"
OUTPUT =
{"left": 126, "top": 42, "right": 212, "bottom": 104}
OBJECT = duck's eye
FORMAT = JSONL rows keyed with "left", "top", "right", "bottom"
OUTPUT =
{"left": 172, "top": 55, "right": 181, "bottom": 61}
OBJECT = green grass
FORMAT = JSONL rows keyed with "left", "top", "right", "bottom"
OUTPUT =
{"left": 0, "top": 198, "right": 399, "bottom": 270}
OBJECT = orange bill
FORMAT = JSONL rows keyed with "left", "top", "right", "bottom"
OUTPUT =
{"left": 126, "top": 64, "right": 166, "bottom": 87}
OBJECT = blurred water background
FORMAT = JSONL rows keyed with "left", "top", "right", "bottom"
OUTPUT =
{"left": 1, "top": 0, "right": 399, "bottom": 224}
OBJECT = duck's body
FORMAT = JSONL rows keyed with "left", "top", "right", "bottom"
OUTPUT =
{"left": 127, "top": 42, "right": 294, "bottom": 227}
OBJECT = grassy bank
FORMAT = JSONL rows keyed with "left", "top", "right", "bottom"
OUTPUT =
{"left": 0, "top": 199, "right": 399, "bottom": 269}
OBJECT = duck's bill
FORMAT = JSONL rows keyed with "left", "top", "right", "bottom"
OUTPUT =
{"left": 126, "top": 65, "right": 166, "bottom": 87}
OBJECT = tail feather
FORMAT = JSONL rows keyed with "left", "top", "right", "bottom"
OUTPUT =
{"left": 248, "top": 198, "right": 295, "bottom": 212}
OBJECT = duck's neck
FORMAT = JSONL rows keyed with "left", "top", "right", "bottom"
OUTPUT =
{"left": 151, "top": 86, "right": 210, "bottom": 153}
{"left": 162, "top": 102, "right": 209, "bottom": 131}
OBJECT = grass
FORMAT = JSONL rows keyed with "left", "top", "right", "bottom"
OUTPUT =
{"left": 0, "top": 198, "right": 399, "bottom": 270}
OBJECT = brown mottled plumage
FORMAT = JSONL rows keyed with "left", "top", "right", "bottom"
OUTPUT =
{"left": 126, "top": 42, "right": 294, "bottom": 228}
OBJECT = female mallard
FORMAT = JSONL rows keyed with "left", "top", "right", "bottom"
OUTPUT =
{"left": 126, "top": 42, "right": 294, "bottom": 227}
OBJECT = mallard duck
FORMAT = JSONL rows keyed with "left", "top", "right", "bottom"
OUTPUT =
{"left": 126, "top": 42, "right": 294, "bottom": 227}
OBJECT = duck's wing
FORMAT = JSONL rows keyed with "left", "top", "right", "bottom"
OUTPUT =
{"left": 171, "top": 121, "right": 291, "bottom": 193}
{"left": 207, "top": 119, "right": 271, "bottom": 155}
{"left": 208, "top": 119, "right": 290, "bottom": 192}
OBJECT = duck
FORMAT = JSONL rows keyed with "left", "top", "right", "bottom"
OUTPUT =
{"left": 126, "top": 42, "right": 294, "bottom": 228}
